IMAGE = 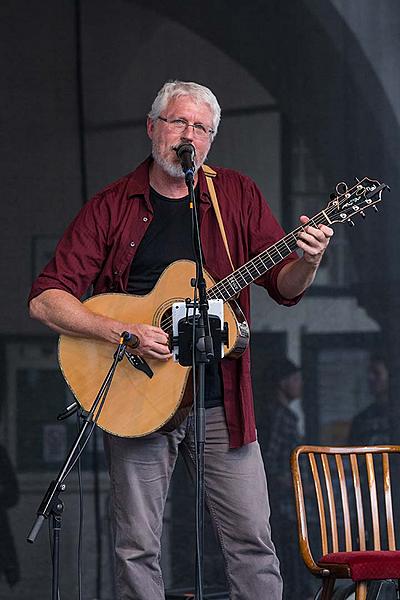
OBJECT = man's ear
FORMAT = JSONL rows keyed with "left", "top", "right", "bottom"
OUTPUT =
{"left": 147, "top": 116, "right": 154, "bottom": 140}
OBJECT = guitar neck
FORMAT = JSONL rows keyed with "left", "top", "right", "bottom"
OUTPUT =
{"left": 207, "top": 210, "right": 332, "bottom": 302}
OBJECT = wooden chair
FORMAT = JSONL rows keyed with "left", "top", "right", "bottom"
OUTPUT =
{"left": 290, "top": 445, "right": 400, "bottom": 600}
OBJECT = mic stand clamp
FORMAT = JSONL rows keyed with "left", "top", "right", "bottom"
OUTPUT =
{"left": 185, "top": 168, "right": 194, "bottom": 186}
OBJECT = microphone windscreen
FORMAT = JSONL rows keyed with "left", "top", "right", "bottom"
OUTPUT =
{"left": 176, "top": 143, "right": 195, "bottom": 159}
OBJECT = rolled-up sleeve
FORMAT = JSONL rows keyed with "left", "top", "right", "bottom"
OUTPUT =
{"left": 28, "top": 194, "right": 110, "bottom": 303}
{"left": 246, "top": 179, "right": 303, "bottom": 306}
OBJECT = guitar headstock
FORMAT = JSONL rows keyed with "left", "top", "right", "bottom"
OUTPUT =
{"left": 326, "top": 177, "right": 389, "bottom": 226}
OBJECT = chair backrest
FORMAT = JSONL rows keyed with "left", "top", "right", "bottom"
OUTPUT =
{"left": 290, "top": 445, "right": 400, "bottom": 574}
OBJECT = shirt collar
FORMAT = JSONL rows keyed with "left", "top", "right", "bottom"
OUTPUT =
{"left": 126, "top": 156, "right": 153, "bottom": 199}
{"left": 126, "top": 155, "right": 215, "bottom": 205}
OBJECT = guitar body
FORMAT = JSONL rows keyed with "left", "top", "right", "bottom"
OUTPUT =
{"left": 58, "top": 260, "right": 249, "bottom": 438}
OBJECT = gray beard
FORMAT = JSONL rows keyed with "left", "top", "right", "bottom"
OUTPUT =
{"left": 152, "top": 143, "right": 204, "bottom": 179}
{"left": 152, "top": 144, "right": 186, "bottom": 179}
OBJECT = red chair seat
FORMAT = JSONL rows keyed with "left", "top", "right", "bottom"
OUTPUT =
{"left": 319, "top": 551, "right": 400, "bottom": 581}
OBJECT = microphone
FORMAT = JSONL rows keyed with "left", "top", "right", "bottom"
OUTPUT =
{"left": 120, "top": 331, "right": 140, "bottom": 349}
{"left": 121, "top": 331, "right": 133, "bottom": 344}
{"left": 175, "top": 143, "right": 196, "bottom": 178}
{"left": 120, "top": 332, "right": 153, "bottom": 378}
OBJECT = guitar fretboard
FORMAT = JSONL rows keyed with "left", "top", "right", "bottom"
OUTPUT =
{"left": 207, "top": 210, "right": 331, "bottom": 302}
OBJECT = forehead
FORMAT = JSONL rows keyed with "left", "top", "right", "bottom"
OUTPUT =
{"left": 165, "top": 95, "right": 213, "bottom": 123}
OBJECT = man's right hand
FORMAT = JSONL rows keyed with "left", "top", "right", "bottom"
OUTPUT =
{"left": 128, "top": 324, "right": 171, "bottom": 361}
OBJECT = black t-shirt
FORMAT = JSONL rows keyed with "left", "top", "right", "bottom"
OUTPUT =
{"left": 127, "top": 187, "right": 195, "bottom": 295}
{"left": 127, "top": 187, "right": 223, "bottom": 408}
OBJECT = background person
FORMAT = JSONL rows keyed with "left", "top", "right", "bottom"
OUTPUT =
{"left": 264, "top": 358, "right": 314, "bottom": 600}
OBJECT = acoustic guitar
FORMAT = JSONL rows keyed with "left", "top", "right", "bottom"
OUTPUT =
{"left": 58, "top": 177, "right": 388, "bottom": 437}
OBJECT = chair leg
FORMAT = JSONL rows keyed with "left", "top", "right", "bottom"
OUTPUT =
{"left": 320, "top": 577, "right": 336, "bottom": 600}
{"left": 355, "top": 581, "right": 367, "bottom": 600}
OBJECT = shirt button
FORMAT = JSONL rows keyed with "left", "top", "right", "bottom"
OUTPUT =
{"left": 143, "top": 217, "right": 148, "bottom": 222}
{"left": 130, "top": 241, "right": 135, "bottom": 247}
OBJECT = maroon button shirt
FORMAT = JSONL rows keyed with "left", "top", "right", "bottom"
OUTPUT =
{"left": 29, "top": 157, "right": 302, "bottom": 448}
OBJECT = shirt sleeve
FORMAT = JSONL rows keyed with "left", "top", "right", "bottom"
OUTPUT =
{"left": 246, "top": 178, "right": 303, "bottom": 306}
{"left": 28, "top": 193, "right": 111, "bottom": 303}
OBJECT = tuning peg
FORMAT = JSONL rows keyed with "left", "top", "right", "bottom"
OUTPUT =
{"left": 336, "top": 182, "right": 348, "bottom": 195}
{"left": 373, "top": 206, "right": 379, "bottom": 213}
{"left": 347, "top": 218, "right": 355, "bottom": 227}
{"left": 354, "top": 177, "right": 360, "bottom": 183}
{"left": 360, "top": 211, "right": 366, "bottom": 218}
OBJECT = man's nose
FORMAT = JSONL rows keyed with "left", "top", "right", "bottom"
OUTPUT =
{"left": 181, "top": 123, "right": 196, "bottom": 140}
{"left": 181, "top": 130, "right": 194, "bottom": 142}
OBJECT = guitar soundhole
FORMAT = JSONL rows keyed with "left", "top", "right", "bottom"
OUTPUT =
{"left": 160, "top": 307, "right": 173, "bottom": 334}
{"left": 154, "top": 298, "right": 186, "bottom": 336}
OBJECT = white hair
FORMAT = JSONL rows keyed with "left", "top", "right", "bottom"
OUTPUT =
{"left": 148, "top": 80, "right": 221, "bottom": 139}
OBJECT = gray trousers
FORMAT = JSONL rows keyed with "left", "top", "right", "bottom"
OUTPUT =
{"left": 104, "top": 406, "right": 282, "bottom": 600}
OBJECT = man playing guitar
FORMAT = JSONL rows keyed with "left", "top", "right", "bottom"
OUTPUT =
{"left": 29, "top": 80, "right": 332, "bottom": 599}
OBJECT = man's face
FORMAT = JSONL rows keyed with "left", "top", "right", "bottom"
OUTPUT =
{"left": 281, "top": 371, "right": 302, "bottom": 401}
{"left": 147, "top": 95, "right": 214, "bottom": 179}
{"left": 368, "top": 360, "right": 388, "bottom": 398}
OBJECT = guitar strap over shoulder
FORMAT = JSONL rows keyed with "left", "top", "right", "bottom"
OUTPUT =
{"left": 202, "top": 164, "right": 235, "bottom": 271}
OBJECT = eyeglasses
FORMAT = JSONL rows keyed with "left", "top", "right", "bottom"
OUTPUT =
{"left": 157, "top": 116, "right": 214, "bottom": 139}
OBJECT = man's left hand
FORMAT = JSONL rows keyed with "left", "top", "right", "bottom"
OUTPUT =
{"left": 296, "top": 215, "right": 334, "bottom": 267}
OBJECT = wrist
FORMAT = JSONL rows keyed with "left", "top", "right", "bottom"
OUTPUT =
{"left": 301, "top": 255, "right": 320, "bottom": 270}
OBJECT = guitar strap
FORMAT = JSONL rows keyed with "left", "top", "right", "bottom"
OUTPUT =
{"left": 202, "top": 164, "right": 235, "bottom": 271}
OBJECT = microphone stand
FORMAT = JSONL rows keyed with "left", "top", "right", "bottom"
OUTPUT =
{"left": 26, "top": 333, "right": 131, "bottom": 600}
{"left": 183, "top": 160, "right": 215, "bottom": 600}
